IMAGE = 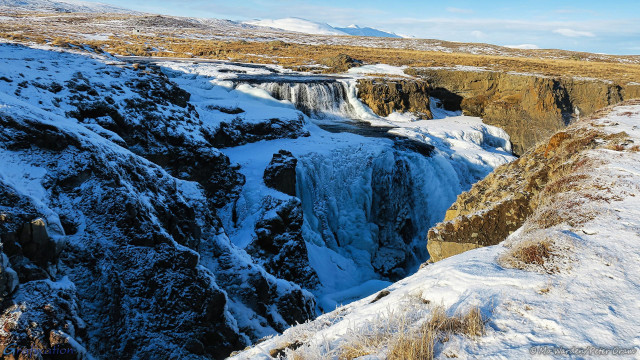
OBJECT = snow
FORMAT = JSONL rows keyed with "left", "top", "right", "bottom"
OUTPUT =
{"left": 0, "top": 41, "right": 517, "bottom": 354}
{"left": 347, "top": 64, "right": 410, "bottom": 77}
{"left": 156, "top": 58, "right": 514, "bottom": 311}
{"left": 231, "top": 103, "right": 640, "bottom": 359}
{"left": 334, "top": 25, "right": 401, "bottom": 39}
{"left": 157, "top": 61, "right": 304, "bottom": 127}
{"left": 505, "top": 44, "right": 540, "bottom": 50}
{"left": 0, "top": 0, "right": 136, "bottom": 13}
{"left": 245, "top": 17, "right": 403, "bottom": 39}
{"left": 245, "top": 18, "right": 348, "bottom": 36}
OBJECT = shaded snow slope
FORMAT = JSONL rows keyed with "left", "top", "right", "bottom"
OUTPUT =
{"left": 0, "top": 42, "right": 315, "bottom": 359}
{"left": 231, "top": 102, "right": 640, "bottom": 359}
{"left": 335, "top": 24, "right": 402, "bottom": 38}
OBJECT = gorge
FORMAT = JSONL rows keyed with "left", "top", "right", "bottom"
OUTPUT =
{"left": 0, "top": 41, "right": 638, "bottom": 360}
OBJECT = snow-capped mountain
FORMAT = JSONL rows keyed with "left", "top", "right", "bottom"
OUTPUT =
{"left": 335, "top": 24, "right": 402, "bottom": 38}
{"left": 0, "top": 0, "right": 135, "bottom": 13}
{"left": 245, "top": 17, "right": 347, "bottom": 36}
{"left": 245, "top": 17, "right": 403, "bottom": 38}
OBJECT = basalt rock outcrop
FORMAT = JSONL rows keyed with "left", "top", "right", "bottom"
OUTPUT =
{"left": 249, "top": 197, "right": 319, "bottom": 290}
{"left": 356, "top": 78, "right": 433, "bottom": 119}
{"left": 0, "top": 44, "right": 318, "bottom": 359}
{"left": 427, "top": 103, "right": 635, "bottom": 262}
{"left": 263, "top": 150, "right": 298, "bottom": 196}
{"left": 409, "top": 68, "right": 640, "bottom": 155}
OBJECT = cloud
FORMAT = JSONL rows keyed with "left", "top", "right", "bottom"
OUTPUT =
{"left": 446, "top": 7, "right": 473, "bottom": 14}
{"left": 470, "top": 30, "right": 486, "bottom": 39}
{"left": 505, "top": 44, "right": 540, "bottom": 50}
{"left": 553, "top": 28, "right": 595, "bottom": 37}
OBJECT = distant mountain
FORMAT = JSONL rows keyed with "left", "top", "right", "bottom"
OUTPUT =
{"left": 0, "top": 0, "right": 137, "bottom": 13}
{"left": 245, "top": 17, "right": 403, "bottom": 38}
{"left": 245, "top": 17, "right": 347, "bottom": 36}
{"left": 335, "top": 24, "right": 402, "bottom": 38}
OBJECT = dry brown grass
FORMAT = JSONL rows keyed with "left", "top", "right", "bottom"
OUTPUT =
{"left": 2, "top": 12, "right": 640, "bottom": 83}
{"left": 511, "top": 242, "right": 552, "bottom": 266}
{"left": 631, "top": 145, "right": 640, "bottom": 152}
{"left": 91, "top": 36, "right": 640, "bottom": 81}
{"left": 499, "top": 235, "right": 558, "bottom": 273}
{"left": 386, "top": 306, "right": 485, "bottom": 360}
{"left": 607, "top": 143, "right": 626, "bottom": 151}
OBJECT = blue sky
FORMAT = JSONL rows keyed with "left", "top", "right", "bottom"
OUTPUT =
{"left": 95, "top": 0, "right": 640, "bottom": 54}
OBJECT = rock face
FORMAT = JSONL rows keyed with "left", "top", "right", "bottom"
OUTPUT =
{"left": 409, "top": 68, "right": 640, "bottom": 155}
{"left": 210, "top": 116, "right": 309, "bottom": 148}
{"left": 427, "top": 104, "right": 633, "bottom": 262}
{"left": 357, "top": 78, "right": 433, "bottom": 119}
{"left": 0, "top": 44, "right": 317, "bottom": 359}
{"left": 249, "top": 197, "right": 319, "bottom": 290}
{"left": 263, "top": 150, "right": 298, "bottom": 196}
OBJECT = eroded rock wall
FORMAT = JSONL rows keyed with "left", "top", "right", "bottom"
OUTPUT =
{"left": 356, "top": 78, "right": 433, "bottom": 119}
{"left": 427, "top": 102, "right": 637, "bottom": 262}
{"left": 409, "top": 68, "right": 640, "bottom": 154}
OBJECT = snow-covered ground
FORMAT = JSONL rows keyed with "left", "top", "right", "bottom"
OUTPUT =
{"left": 0, "top": 0, "right": 136, "bottom": 13}
{"left": 231, "top": 103, "right": 640, "bottom": 359}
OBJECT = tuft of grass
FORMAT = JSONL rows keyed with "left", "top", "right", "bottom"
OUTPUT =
{"left": 499, "top": 237, "right": 557, "bottom": 273}
{"left": 387, "top": 306, "right": 486, "bottom": 360}
{"left": 631, "top": 145, "right": 640, "bottom": 152}
{"left": 513, "top": 242, "right": 551, "bottom": 266}
{"left": 607, "top": 143, "right": 626, "bottom": 151}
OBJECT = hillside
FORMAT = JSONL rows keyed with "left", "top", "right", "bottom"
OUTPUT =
{"left": 231, "top": 100, "right": 640, "bottom": 359}
{"left": 1, "top": 11, "right": 639, "bottom": 83}
{"left": 0, "top": 0, "right": 135, "bottom": 13}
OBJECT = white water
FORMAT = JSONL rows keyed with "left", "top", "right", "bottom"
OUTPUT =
{"left": 250, "top": 81, "right": 361, "bottom": 119}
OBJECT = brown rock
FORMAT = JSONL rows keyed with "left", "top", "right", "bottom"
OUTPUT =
{"left": 410, "top": 68, "right": 640, "bottom": 155}
{"left": 427, "top": 103, "right": 628, "bottom": 262}
{"left": 357, "top": 78, "right": 433, "bottom": 119}
{"left": 320, "top": 54, "right": 362, "bottom": 72}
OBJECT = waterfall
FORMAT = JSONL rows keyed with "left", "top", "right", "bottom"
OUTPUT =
{"left": 296, "top": 144, "right": 465, "bottom": 308}
{"left": 248, "top": 80, "right": 362, "bottom": 118}
{"left": 223, "top": 75, "right": 514, "bottom": 310}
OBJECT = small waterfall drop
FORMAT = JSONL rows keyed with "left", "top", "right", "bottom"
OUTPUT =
{"left": 247, "top": 80, "right": 362, "bottom": 118}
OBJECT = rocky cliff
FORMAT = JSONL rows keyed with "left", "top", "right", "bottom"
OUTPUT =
{"left": 408, "top": 68, "right": 640, "bottom": 155}
{"left": 356, "top": 78, "right": 432, "bottom": 119}
{"left": 427, "top": 100, "right": 640, "bottom": 262}
{"left": 0, "top": 43, "right": 316, "bottom": 359}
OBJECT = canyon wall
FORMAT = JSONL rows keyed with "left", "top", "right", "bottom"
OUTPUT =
{"left": 408, "top": 68, "right": 640, "bottom": 155}
{"left": 427, "top": 102, "right": 638, "bottom": 262}
{"left": 356, "top": 78, "right": 432, "bottom": 119}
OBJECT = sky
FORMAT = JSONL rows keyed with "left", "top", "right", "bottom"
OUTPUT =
{"left": 91, "top": 0, "right": 640, "bottom": 55}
